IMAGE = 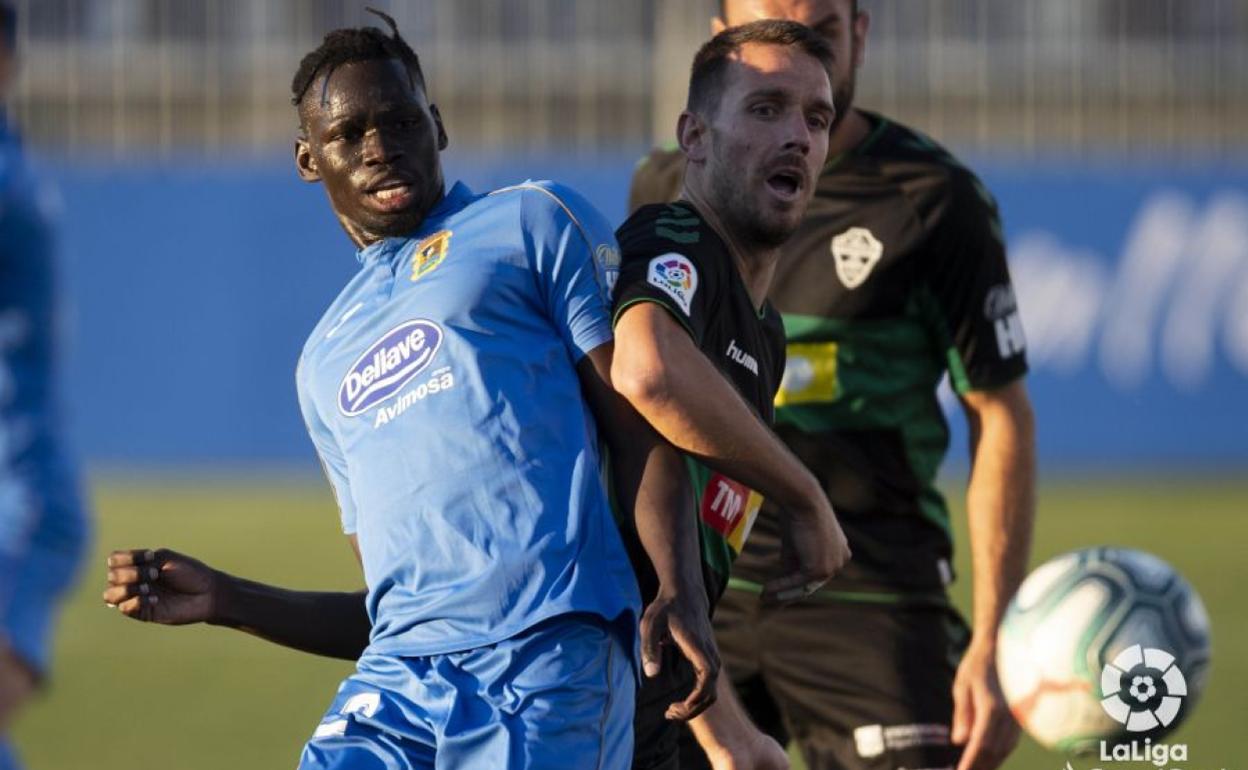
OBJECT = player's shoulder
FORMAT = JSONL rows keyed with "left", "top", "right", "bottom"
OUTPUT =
{"left": 863, "top": 113, "right": 999, "bottom": 221}
{"left": 617, "top": 201, "right": 719, "bottom": 262}
{"left": 487, "top": 179, "right": 612, "bottom": 237}
{"left": 629, "top": 145, "right": 686, "bottom": 210}
{"left": 299, "top": 268, "right": 378, "bottom": 366}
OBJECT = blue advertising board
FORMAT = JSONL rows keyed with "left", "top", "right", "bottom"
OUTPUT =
{"left": 989, "top": 166, "right": 1247, "bottom": 468}
{"left": 42, "top": 153, "right": 1248, "bottom": 470}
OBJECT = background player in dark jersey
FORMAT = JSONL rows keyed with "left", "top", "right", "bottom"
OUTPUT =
{"left": 631, "top": 3, "right": 1038, "bottom": 770}
{"left": 0, "top": 4, "right": 91, "bottom": 769}
{"left": 611, "top": 21, "right": 849, "bottom": 770}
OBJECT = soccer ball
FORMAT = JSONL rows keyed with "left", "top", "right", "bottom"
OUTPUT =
{"left": 996, "top": 547, "right": 1211, "bottom": 754}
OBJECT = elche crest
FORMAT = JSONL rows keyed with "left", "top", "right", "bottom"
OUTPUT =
{"left": 830, "top": 226, "right": 883, "bottom": 289}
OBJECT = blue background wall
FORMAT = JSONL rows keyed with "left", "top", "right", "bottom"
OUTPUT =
{"left": 46, "top": 153, "right": 1248, "bottom": 470}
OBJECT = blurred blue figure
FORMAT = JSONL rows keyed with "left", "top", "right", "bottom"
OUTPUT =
{"left": 0, "top": 3, "right": 90, "bottom": 766}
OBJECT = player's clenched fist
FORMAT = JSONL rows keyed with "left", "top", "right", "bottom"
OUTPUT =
{"left": 102, "top": 548, "right": 220, "bottom": 625}
{"left": 762, "top": 496, "right": 851, "bottom": 605}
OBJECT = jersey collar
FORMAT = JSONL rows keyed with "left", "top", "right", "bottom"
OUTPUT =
{"left": 822, "top": 109, "right": 889, "bottom": 172}
{"left": 354, "top": 180, "right": 475, "bottom": 267}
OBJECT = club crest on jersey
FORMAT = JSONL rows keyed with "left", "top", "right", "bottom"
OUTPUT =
{"left": 410, "top": 230, "right": 453, "bottom": 282}
{"left": 338, "top": 320, "right": 444, "bottom": 417}
{"left": 831, "top": 227, "right": 883, "bottom": 289}
{"left": 596, "top": 243, "right": 621, "bottom": 298}
{"left": 647, "top": 254, "right": 698, "bottom": 315}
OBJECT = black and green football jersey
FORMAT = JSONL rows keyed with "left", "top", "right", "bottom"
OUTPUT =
{"left": 613, "top": 201, "right": 787, "bottom": 602}
{"left": 629, "top": 112, "right": 1028, "bottom": 597}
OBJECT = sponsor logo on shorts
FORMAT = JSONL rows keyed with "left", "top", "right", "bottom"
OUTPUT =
{"left": 831, "top": 226, "right": 883, "bottom": 289}
{"left": 647, "top": 254, "right": 698, "bottom": 315}
{"left": 311, "top": 691, "right": 383, "bottom": 740}
{"left": 338, "top": 320, "right": 443, "bottom": 417}
{"left": 852, "top": 723, "right": 951, "bottom": 759}
{"left": 411, "top": 230, "right": 453, "bottom": 282}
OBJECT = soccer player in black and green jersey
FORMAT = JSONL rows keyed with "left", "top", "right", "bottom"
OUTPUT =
{"left": 610, "top": 20, "right": 852, "bottom": 770}
{"left": 630, "top": 3, "right": 1038, "bottom": 770}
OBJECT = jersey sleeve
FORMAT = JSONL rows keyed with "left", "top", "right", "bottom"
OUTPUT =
{"left": 519, "top": 182, "right": 618, "bottom": 362}
{"left": 923, "top": 170, "right": 1029, "bottom": 393}
{"left": 612, "top": 207, "right": 721, "bottom": 347}
{"left": 296, "top": 361, "right": 358, "bottom": 534}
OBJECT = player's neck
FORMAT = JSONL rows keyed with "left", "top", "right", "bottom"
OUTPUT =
{"left": 681, "top": 188, "right": 777, "bottom": 313}
{"left": 828, "top": 107, "right": 873, "bottom": 158}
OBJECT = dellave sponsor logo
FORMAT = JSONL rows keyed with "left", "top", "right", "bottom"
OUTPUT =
{"left": 373, "top": 368, "right": 455, "bottom": 428}
{"left": 338, "top": 319, "right": 443, "bottom": 416}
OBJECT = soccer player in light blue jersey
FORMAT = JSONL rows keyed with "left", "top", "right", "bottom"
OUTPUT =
{"left": 0, "top": 4, "right": 91, "bottom": 769}
{"left": 103, "top": 11, "right": 718, "bottom": 770}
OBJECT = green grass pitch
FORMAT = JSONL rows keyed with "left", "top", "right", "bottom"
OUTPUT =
{"left": 11, "top": 475, "right": 1247, "bottom": 769}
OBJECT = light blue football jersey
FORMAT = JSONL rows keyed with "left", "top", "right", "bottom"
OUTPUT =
{"left": 296, "top": 180, "right": 637, "bottom": 658}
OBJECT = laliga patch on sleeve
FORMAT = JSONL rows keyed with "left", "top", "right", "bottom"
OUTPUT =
{"left": 647, "top": 254, "right": 699, "bottom": 316}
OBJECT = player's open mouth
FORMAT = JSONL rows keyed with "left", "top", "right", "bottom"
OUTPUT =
{"left": 765, "top": 171, "right": 803, "bottom": 201}
{"left": 367, "top": 182, "right": 416, "bottom": 212}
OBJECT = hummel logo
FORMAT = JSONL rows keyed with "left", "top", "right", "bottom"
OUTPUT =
{"left": 726, "top": 339, "right": 759, "bottom": 376}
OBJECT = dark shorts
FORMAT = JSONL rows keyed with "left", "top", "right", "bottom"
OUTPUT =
{"left": 631, "top": 643, "right": 697, "bottom": 770}
{"left": 679, "top": 584, "right": 971, "bottom": 770}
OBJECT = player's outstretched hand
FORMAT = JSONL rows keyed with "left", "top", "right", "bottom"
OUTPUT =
{"left": 640, "top": 589, "right": 720, "bottom": 721}
{"left": 103, "top": 548, "right": 220, "bottom": 625}
{"left": 761, "top": 499, "right": 850, "bottom": 605}
{"left": 951, "top": 642, "right": 1020, "bottom": 770}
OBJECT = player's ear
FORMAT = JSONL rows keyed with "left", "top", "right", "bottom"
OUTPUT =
{"left": 294, "top": 136, "right": 320, "bottom": 183}
{"left": 677, "top": 111, "right": 708, "bottom": 163}
{"left": 711, "top": 15, "right": 727, "bottom": 35}
{"left": 430, "top": 104, "right": 449, "bottom": 152}
{"left": 852, "top": 9, "right": 870, "bottom": 68}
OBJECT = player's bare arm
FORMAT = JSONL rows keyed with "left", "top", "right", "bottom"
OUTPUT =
{"left": 576, "top": 343, "right": 720, "bottom": 721}
{"left": 611, "top": 302, "right": 850, "bottom": 601}
{"left": 688, "top": 675, "right": 790, "bottom": 770}
{"left": 951, "top": 378, "right": 1036, "bottom": 770}
{"left": 103, "top": 546, "right": 370, "bottom": 661}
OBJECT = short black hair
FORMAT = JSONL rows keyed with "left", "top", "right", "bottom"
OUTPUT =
{"left": 1, "top": 1, "right": 16, "bottom": 52}
{"left": 290, "top": 7, "right": 426, "bottom": 109}
{"left": 687, "top": 19, "right": 835, "bottom": 116}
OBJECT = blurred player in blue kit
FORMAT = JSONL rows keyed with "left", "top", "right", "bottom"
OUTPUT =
{"left": 0, "top": 3, "right": 91, "bottom": 768}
